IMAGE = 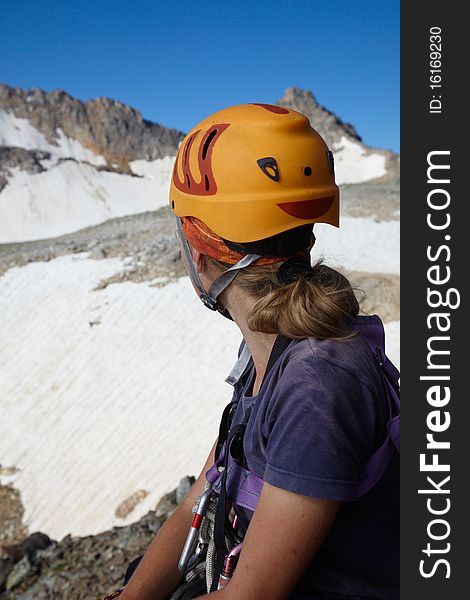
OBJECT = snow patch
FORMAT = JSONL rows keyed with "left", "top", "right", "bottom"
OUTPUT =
{"left": 0, "top": 161, "right": 170, "bottom": 242}
{"left": 0, "top": 111, "right": 51, "bottom": 151}
{"left": 129, "top": 156, "right": 175, "bottom": 181}
{"left": 54, "top": 128, "right": 106, "bottom": 166}
{"left": 333, "top": 136, "right": 387, "bottom": 184}
{"left": 384, "top": 320, "right": 400, "bottom": 370}
{"left": 312, "top": 217, "right": 399, "bottom": 274}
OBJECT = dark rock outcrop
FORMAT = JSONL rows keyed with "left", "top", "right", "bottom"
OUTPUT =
{"left": 0, "top": 147, "right": 51, "bottom": 192}
{"left": 0, "top": 478, "right": 194, "bottom": 598}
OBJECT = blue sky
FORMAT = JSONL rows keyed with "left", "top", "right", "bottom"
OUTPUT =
{"left": 1, "top": 0, "right": 399, "bottom": 152}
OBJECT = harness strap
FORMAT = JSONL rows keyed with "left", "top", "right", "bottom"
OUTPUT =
{"left": 207, "top": 449, "right": 263, "bottom": 513}
{"left": 356, "top": 316, "right": 400, "bottom": 495}
{"left": 175, "top": 216, "right": 261, "bottom": 320}
{"left": 224, "top": 342, "right": 252, "bottom": 386}
{"left": 265, "top": 335, "right": 294, "bottom": 377}
{"left": 215, "top": 402, "right": 237, "bottom": 462}
{"left": 356, "top": 428, "right": 397, "bottom": 497}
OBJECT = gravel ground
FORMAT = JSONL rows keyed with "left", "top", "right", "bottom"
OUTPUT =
{"left": 341, "top": 176, "right": 399, "bottom": 221}
{"left": 0, "top": 206, "right": 184, "bottom": 283}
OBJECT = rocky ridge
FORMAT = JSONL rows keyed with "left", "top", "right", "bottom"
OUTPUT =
{"left": 279, "top": 87, "right": 362, "bottom": 146}
{"left": 0, "top": 83, "right": 399, "bottom": 190}
{"left": 0, "top": 84, "right": 185, "bottom": 173}
{"left": 0, "top": 204, "right": 399, "bottom": 321}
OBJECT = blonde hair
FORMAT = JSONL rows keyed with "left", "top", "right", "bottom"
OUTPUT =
{"left": 206, "top": 257, "right": 360, "bottom": 340}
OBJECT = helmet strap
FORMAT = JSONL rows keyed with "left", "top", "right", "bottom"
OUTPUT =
{"left": 175, "top": 217, "right": 261, "bottom": 320}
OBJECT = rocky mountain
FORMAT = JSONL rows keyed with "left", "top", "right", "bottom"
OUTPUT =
{"left": 0, "top": 84, "right": 187, "bottom": 242}
{"left": 0, "top": 83, "right": 398, "bottom": 243}
{"left": 0, "top": 84, "right": 184, "bottom": 173}
{"left": 280, "top": 86, "right": 362, "bottom": 145}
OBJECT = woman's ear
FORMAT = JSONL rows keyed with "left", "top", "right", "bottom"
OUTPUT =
{"left": 191, "top": 247, "right": 206, "bottom": 274}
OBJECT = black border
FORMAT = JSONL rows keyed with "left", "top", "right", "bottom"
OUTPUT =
{"left": 401, "top": 3, "right": 467, "bottom": 597}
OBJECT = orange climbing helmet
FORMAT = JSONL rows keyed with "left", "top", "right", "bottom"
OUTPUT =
{"left": 169, "top": 103, "right": 339, "bottom": 244}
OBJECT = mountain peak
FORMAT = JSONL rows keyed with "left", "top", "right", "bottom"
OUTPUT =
{"left": 278, "top": 86, "right": 362, "bottom": 147}
{"left": 282, "top": 86, "right": 320, "bottom": 104}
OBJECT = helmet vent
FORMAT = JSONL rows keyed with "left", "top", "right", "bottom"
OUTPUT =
{"left": 202, "top": 129, "right": 218, "bottom": 161}
{"left": 172, "top": 123, "right": 229, "bottom": 197}
{"left": 257, "top": 157, "right": 279, "bottom": 182}
{"left": 303, "top": 166, "right": 312, "bottom": 176}
{"left": 327, "top": 151, "right": 335, "bottom": 175}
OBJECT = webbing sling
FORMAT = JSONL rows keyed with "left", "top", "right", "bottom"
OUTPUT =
{"left": 211, "top": 424, "right": 246, "bottom": 592}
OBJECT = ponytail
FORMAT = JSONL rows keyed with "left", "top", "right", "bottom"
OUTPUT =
{"left": 206, "top": 257, "right": 360, "bottom": 340}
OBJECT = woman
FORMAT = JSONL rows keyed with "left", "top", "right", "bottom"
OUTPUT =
{"left": 115, "top": 104, "right": 399, "bottom": 600}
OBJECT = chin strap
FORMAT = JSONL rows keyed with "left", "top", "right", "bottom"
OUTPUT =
{"left": 175, "top": 217, "right": 261, "bottom": 320}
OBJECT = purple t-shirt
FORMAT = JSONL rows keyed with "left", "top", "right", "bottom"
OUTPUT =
{"left": 229, "top": 315, "right": 399, "bottom": 600}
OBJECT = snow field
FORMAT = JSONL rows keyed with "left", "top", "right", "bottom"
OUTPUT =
{"left": 0, "top": 160, "right": 173, "bottom": 243}
{"left": 0, "top": 254, "right": 242, "bottom": 538}
{"left": 312, "top": 217, "right": 399, "bottom": 275}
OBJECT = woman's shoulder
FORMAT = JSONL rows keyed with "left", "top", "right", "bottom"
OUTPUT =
{"left": 280, "top": 315, "right": 385, "bottom": 395}
{"left": 254, "top": 316, "right": 392, "bottom": 500}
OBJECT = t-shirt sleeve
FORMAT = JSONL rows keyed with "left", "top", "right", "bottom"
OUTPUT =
{"left": 263, "top": 352, "right": 378, "bottom": 502}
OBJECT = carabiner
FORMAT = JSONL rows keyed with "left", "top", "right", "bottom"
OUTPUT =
{"left": 178, "top": 487, "right": 213, "bottom": 574}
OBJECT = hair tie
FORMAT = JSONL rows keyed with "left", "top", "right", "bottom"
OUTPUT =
{"left": 276, "top": 257, "right": 317, "bottom": 284}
